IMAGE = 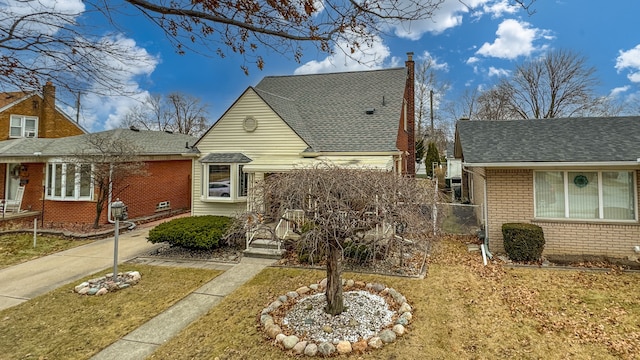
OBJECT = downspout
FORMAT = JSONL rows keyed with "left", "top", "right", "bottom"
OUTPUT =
{"left": 107, "top": 163, "right": 136, "bottom": 230}
{"left": 462, "top": 165, "right": 492, "bottom": 263}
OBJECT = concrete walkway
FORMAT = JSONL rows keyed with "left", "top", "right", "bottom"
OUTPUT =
{"left": 0, "top": 224, "right": 163, "bottom": 311}
{"left": 91, "top": 256, "right": 274, "bottom": 360}
{"left": 0, "top": 217, "right": 276, "bottom": 359}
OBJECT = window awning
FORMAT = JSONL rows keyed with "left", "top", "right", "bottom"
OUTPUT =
{"left": 242, "top": 155, "right": 394, "bottom": 173}
{"left": 199, "top": 153, "right": 252, "bottom": 163}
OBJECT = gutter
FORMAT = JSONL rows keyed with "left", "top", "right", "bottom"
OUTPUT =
{"left": 462, "top": 165, "right": 492, "bottom": 265}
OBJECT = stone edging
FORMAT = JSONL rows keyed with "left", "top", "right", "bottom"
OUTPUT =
{"left": 259, "top": 278, "right": 413, "bottom": 357}
{"left": 74, "top": 271, "right": 141, "bottom": 296}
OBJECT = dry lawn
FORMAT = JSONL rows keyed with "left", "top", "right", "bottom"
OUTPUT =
{"left": 0, "top": 234, "right": 92, "bottom": 269}
{"left": 0, "top": 264, "right": 222, "bottom": 359}
{"left": 150, "top": 236, "right": 640, "bottom": 360}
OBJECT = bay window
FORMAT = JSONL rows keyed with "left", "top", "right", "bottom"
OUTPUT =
{"left": 203, "top": 163, "right": 248, "bottom": 200}
{"left": 46, "top": 163, "right": 93, "bottom": 200}
{"left": 535, "top": 170, "right": 636, "bottom": 221}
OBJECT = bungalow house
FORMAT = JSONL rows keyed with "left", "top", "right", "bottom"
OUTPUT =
{"left": 0, "top": 82, "right": 86, "bottom": 202}
{"left": 454, "top": 116, "right": 640, "bottom": 261}
{"left": 190, "top": 53, "right": 416, "bottom": 218}
{"left": 0, "top": 128, "right": 196, "bottom": 227}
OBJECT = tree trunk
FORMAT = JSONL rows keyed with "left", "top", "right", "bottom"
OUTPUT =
{"left": 325, "top": 241, "right": 344, "bottom": 316}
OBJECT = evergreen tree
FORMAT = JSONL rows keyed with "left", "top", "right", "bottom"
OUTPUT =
{"left": 425, "top": 142, "right": 440, "bottom": 178}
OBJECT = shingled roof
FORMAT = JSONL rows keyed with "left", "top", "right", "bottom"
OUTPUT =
{"left": 456, "top": 116, "right": 640, "bottom": 165}
{"left": 0, "top": 128, "right": 196, "bottom": 158}
{"left": 253, "top": 67, "right": 406, "bottom": 153}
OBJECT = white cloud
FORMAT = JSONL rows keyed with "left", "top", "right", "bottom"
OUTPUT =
{"left": 466, "top": 57, "right": 480, "bottom": 64}
{"left": 609, "top": 86, "right": 630, "bottom": 98}
{"left": 294, "top": 34, "right": 390, "bottom": 74}
{"left": 387, "top": 0, "right": 525, "bottom": 40}
{"left": 476, "top": 19, "right": 549, "bottom": 59}
{"left": 418, "top": 51, "right": 449, "bottom": 72}
{"left": 487, "top": 66, "right": 510, "bottom": 77}
{"left": 616, "top": 45, "right": 640, "bottom": 83}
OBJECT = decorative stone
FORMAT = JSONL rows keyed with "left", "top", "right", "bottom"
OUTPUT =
{"left": 395, "top": 317, "right": 409, "bottom": 326}
{"left": 117, "top": 283, "right": 130, "bottom": 289}
{"left": 345, "top": 279, "right": 355, "bottom": 288}
{"left": 296, "top": 286, "right": 311, "bottom": 295}
{"left": 380, "top": 288, "right": 389, "bottom": 296}
{"left": 128, "top": 271, "right": 141, "bottom": 281}
{"left": 322, "top": 324, "right": 333, "bottom": 333}
{"left": 304, "top": 343, "right": 318, "bottom": 356}
{"left": 292, "top": 341, "right": 307, "bottom": 355}
{"left": 399, "top": 302, "right": 412, "bottom": 313}
{"left": 309, "top": 284, "right": 319, "bottom": 291}
{"left": 354, "top": 281, "right": 366, "bottom": 287}
{"left": 78, "top": 287, "right": 90, "bottom": 295}
{"left": 87, "top": 288, "right": 99, "bottom": 295}
{"left": 371, "top": 283, "right": 386, "bottom": 292}
{"left": 400, "top": 311, "right": 412, "bottom": 322}
{"left": 319, "top": 278, "right": 327, "bottom": 289}
{"left": 283, "top": 335, "right": 299, "bottom": 349}
{"left": 74, "top": 282, "right": 89, "bottom": 292}
{"left": 96, "top": 288, "right": 108, "bottom": 296}
{"left": 317, "top": 342, "right": 335, "bottom": 356}
{"left": 286, "top": 291, "right": 299, "bottom": 299}
{"left": 278, "top": 295, "right": 288, "bottom": 303}
{"left": 275, "top": 334, "right": 286, "bottom": 343}
{"left": 268, "top": 300, "right": 283, "bottom": 311}
{"left": 388, "top": 288, "right": 406, "bottom": 305}
{"left": 352, "top": 340, "right": 368, "bottom": 353}
{"left": 393, "top": 324, "right": 406, "bottom": 336}
{"left": 336, "top": 341, "right": 352, "bottom": 354}
{"left": 265, "top": 324, "right": 282, "bottom": 339}
{"left": 260, "top": 314, "right": 273, "bottom": 325}
{"left": 379, "top": 329, "right": 397, "bottom": 343}
{"left": 368, "top": 337, "right": 383, "bottom": 349}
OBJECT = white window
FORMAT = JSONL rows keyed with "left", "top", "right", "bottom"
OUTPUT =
{"left": 10, "top": 115, "right": 38, "bottom": 138}
{"left": 203, "top": 163, "right": 248, "bottom": 201}
{"left": 534, "top": 170, "right": 636, "bottom": 221}
{"left": 46, "top": 163, "right": 93, "bottom": 200}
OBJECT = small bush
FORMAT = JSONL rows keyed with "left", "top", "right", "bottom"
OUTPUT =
{"left": 502, "top": 223, "right": 545, "bottom": 262}
{"left": 344, "top": 241, "right": 372, "bottom": 265}
{"left": 148, "top": 216, "right": 233, "bottom": 250}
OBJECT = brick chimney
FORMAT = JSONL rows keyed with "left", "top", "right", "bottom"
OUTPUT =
{"left": 41, "top": 81, "right": 56, "bottom": 138}
{"left": 405, "top": 52, "right": 416, "bottom": 176}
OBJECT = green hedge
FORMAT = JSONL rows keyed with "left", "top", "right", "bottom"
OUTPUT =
{"left": 148, "top": 216, "right": 233, "bottom": 250}
{"left": 502, "top": 223, "right": 545, "bottom": 262}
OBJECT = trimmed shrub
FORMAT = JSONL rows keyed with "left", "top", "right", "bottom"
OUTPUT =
{"left": 148, "top": 216, "right": 233, "bottom": 250}
{"left": 502, "top": 223, "right": 545, "bottom": 262}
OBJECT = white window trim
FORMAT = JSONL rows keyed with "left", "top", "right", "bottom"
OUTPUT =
{"left": 9, "top": 115, "right": 38, "bottom": 138}
{"left": 46, "top": 163, "right": 94, "bottom": 201}
{"left": 533, "top": 170, "right": 638, "bottom": 222}
{"left": 201, "top": 163, "right": 248, "bottom": 203}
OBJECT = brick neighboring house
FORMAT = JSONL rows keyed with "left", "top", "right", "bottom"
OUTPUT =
{"left": 191, "top": 53, "right": 416, "bottom": 218}
{"left": 0, "top": 82, "right": 87, "bottom": 203}
{"left": 454, "top": 116, "right": 640, "bottom": 261}
{"left": 0, "top": 128, "right": 196, "bottom": 227}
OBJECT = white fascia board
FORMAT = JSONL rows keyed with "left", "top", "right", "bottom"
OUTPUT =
{"left": 463, "top": 161, "right": 640, "bottom": 168}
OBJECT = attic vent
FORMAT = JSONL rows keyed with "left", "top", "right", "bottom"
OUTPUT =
{"left": 365, "top": 108, "right": 375, "bottom": 115}
{"left": 129, "top": 125, "right": 139, "bottom": 132}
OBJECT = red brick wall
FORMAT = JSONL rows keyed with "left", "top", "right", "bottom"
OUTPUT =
{"left": 484, "top": 168, "right": 640, "bottom": 259}
{"left": 4, "top": 159, "right": 191, "bottom": 226}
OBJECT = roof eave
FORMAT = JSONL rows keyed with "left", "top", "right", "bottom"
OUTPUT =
{"left": 463, "top": 161, "right": 640, "bottom": 168}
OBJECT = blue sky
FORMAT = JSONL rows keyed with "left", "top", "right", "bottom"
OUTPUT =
{"left": 5, "top": 1, "right": 640, "bottom": 132}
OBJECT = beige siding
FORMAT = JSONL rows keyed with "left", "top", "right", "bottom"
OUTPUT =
{"left": 193, "top": 89, "right": 308, "bottom": 217}
{"left": 483, "top": 168, "right": 640, "bottom": 259}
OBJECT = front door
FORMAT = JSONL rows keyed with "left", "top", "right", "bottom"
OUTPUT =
{"left": 5, "top": 163, "right": 21, "bottom": 200}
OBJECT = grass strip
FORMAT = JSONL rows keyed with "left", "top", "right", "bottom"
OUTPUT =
{"left": 0, "top": 234, "right": 92, "bottom": 269}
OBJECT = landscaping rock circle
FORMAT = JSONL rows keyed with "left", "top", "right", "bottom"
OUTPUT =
{"left": 260, "top": 278, "right": 413, "bottom": 357}
{"left": 74, "top": 271, "right": 141, "bottom": 296}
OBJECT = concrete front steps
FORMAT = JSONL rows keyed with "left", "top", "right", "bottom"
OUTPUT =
{"left": 243, "top": 238, "right": 286, "bottom": 260}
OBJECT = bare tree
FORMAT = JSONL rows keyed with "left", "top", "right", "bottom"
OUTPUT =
{"left": 503, "top": 49, "right": 600, "bottom": 119}
{"left": 475, "top": 83, "right": 519, "bottom": 120}
{"left": 250, "top": 165, "right": 438, "bottom": 315}
{"left": 0, "top": 2, "right": 155, "bottom": 97}
{"left": 414, "top": 58, "right": 450, "bottom": 167}
{"left": 123, "top": 92, "right": 209, "bottom": 137}
{"left": 69, "top": 133, "right": 148, "bottom": 228}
